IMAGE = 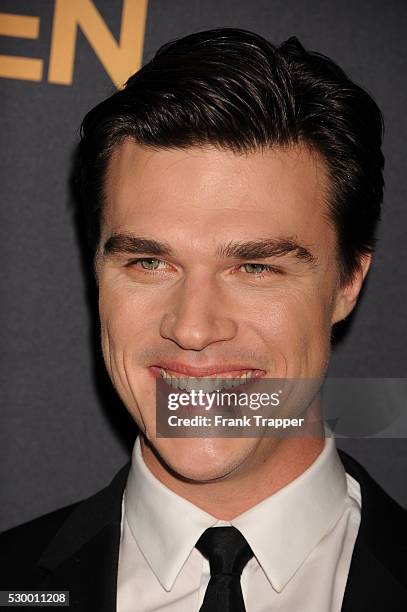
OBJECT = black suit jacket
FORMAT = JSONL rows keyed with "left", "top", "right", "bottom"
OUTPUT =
{"left": 1, "top": 449, "right": 406, "bottom": 611}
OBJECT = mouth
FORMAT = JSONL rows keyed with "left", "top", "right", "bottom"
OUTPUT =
{"left": 153, "top": 365, "right": 264, "bottom": 393}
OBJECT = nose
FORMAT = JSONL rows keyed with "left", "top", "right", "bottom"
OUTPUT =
{"left": 160, "top": 275, "right": 238, "bottom": 351}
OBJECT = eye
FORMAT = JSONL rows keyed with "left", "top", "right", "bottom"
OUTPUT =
{"left": 127, "top": 257, "right": 167, "bottom": 271}
{"left": 240, "top": 263, "right": 278, "bottom": 275}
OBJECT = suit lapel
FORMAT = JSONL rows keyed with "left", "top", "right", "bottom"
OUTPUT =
{"left": 36, "top": 462, "right": 131, "bottom": 612}
{"left": 338, "top": 449, "right": 407, "bottom": 611}
{"left": 341, "top": 537, "right": 407, "bottom": 611}
{"left": 38, "top": 523, "right": 121, "bottom": 611}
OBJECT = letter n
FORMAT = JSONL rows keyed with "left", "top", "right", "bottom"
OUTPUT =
{"left": 48, "top": 0, "right": 148, "bottom": 87}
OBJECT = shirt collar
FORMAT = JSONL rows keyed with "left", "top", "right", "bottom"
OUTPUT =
{"left": 124, "top": 432, "right": 347, "bottom": 592}
{"left": 231, "top": 433, "right": 347, "bottom": 591}
{"left": 124, "top": 436, "right": 218, "bottom": 590}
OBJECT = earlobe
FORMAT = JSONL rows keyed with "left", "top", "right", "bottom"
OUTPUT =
{"left": 331, "top": 254, "right": 372, "bottom": 324}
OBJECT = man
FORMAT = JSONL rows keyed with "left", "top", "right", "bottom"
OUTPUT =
{"left": 0, "top": 28, "right": 406, "bottom": 611}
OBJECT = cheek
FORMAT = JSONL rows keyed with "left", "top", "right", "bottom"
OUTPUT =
{"left": 99, "top": 282, "right": 155, "bottom": 347}
{"left": 98, "top": 284, "right": 158, "bottom": 429}
{"left": 248, "top": 286, "right": 334, "bottom": 374}
{"left": 98, "top": 285, "right": 149, "bottom": 399}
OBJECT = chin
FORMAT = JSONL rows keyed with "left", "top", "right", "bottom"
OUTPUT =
{"left": 152, "top": 437, "right": 256, "bottom": 483}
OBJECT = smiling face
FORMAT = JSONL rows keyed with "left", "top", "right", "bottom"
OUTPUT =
{"left": 96, "top": 141, "right": 368, "bottom": 484}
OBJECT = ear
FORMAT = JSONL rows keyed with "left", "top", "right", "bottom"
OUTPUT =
{"left": 331, "top": 254, "right": 372, "bottom": 324}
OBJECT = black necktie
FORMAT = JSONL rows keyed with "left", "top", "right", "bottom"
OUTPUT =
{"left": 195, "top": 526, "right": 254, "bottom": 611}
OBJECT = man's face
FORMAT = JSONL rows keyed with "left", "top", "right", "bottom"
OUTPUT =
{"left": 97, "top": 141, "right": 362, "bottom": 481}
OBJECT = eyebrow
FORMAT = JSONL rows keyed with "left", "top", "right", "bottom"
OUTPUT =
{"left": 103, "top": 233, "right": 316, "bottom": 264}
{"left": 103, "top": 234, "right": 174, "bottom": 257}
{"left": 216, "top": 238, "right": 316, "bottom": 263}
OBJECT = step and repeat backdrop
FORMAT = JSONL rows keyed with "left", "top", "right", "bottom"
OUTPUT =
{"left": 1, "top": 0, "right": 406, "bottom": 530}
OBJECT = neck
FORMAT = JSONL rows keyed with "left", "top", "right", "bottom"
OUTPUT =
{"left": 140, "top": 415, "right": 325, "bottom": 520}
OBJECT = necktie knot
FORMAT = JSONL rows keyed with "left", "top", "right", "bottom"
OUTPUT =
{"left": 195, "top": 526, "right": 253, "bottom": 577}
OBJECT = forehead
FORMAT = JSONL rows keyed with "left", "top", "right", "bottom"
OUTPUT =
{"left": 102, "top": 140, "right": 333, "bottom": 249}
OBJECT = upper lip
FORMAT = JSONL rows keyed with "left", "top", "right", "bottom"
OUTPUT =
{"left": 152, "top": 362, "right": 265, "bottom": 377}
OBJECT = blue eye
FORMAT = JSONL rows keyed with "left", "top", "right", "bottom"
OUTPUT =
{"left": 242, "top": 263, "right": 272, "bottom": 274}
{"left": 139, "top": 258, "right": 161, "bottom": 270}
{"left": 127, "top": 258, "right": 166, "bottom": 270}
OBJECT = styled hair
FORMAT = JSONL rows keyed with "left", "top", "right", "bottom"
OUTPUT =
{"left": 77, "top": 28, "right": 384, "bottom": 285}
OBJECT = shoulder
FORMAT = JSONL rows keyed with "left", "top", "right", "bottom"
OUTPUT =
{"left": 0, "top": 462, "right": 131, "bottom": 590}
{"left": 0, "top": 503, "right": 80, "bottom": 589}
{"left": 338, "top": 448, "right": 406, "bottom": 520}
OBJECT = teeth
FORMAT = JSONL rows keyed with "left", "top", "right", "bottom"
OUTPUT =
{"left": 159, "top": 369, "right": 253, "bottom": 392}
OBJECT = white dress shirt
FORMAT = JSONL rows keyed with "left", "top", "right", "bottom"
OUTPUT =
{"left": 117, "top": 433, "right": 361, "bottom": 611}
